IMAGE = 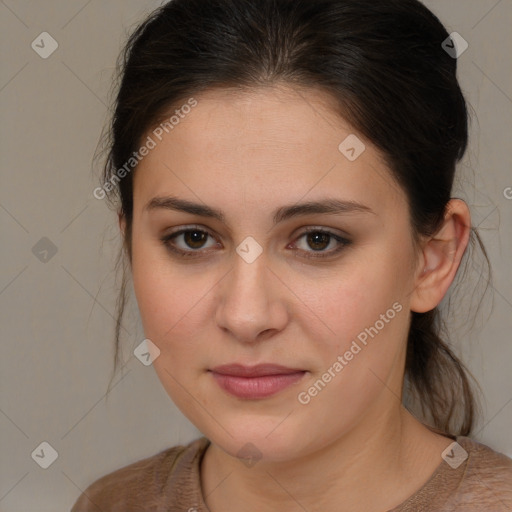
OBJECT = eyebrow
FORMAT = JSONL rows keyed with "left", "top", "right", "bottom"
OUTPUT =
{"left": 144, "top": 195, "right": 375, "bottom": 225}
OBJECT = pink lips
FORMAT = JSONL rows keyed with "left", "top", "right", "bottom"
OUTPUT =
{"left": 209, "top": 364, "right": 307, "bottom": 399}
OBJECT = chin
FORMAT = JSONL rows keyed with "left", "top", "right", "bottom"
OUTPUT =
{"left": 205, "top": 420, "right": 311, "bottom": 464}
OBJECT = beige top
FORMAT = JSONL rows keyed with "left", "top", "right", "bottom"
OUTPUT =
{"left": 71, "top": 436, "right": 512, "bottom": 511}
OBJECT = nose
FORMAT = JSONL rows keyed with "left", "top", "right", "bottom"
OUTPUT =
{"left": 214, "top": 252, "right": 289, "bottom": 344}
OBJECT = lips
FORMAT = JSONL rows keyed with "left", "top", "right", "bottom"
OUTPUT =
{"left": 209, "top": 364, "right": 307, "bottom": 399}
{"left": 210, "top": 363, "right": 305, "bottom": 377}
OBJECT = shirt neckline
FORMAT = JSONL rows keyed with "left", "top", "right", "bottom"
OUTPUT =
{"left": 185, "top": 435, "right": 471, "bottom": 511}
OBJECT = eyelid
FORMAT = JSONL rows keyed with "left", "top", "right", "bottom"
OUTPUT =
{"left": 164, "top": 224, "right": 216, "bottom": 238}
{"left": 293, "top": 225, "right": 350, "bottom": 240}
{"left": 160, "top": 224, "right": 220, "bottom": 253}
{"left": 160, "top": 224, "right": 351, "bottom": 259}
{"left": 288, "top": 227, "right": 351, "bottom": 259}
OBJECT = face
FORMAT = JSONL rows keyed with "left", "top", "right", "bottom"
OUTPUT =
{"left": 128, "top": 85, "right": 422, "bottom": 462}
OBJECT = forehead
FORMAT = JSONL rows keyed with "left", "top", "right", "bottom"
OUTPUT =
{"left": 133, "top": 85, "right": 405, "bottom": 216}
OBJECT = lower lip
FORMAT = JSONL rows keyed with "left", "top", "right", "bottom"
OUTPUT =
{"left": 210, "top": 371, "right": 306, "bottom": 399}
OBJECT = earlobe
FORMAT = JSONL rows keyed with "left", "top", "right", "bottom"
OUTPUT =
{"left": 410, "top": 199, "right": 471, "bottom": 313}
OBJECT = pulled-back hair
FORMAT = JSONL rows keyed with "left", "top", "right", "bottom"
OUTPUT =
{"left": 99, "top": 0, "right": 490, "bottom": 436}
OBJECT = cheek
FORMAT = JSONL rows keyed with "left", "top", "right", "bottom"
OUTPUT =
{"left": 308, "top": 253, "right": 410, "bottom": 342}
{"left": 130, "top": 230, "right": 223, "bottom": 383}
{"left": 292, "top": 264, "right": 410, "bottom": 438}
{"left": 131, "top": 253, "right": 210, "bottom": 410}
{"left": 131, "top": 232, "right": 197, "bottom": 344}
{"left": 296, "top": 246, "right": 412, "bottom": 404}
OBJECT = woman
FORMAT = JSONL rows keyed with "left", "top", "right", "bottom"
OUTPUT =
{"left": 72, "top": 0, "right": 512, "bottom": 510}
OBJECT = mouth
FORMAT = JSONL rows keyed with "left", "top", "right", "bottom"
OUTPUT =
{"left": 208, "top": 363, "right": 307, "bottom": 399}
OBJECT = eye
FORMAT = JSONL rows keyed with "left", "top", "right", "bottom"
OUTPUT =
{"left": 160, "top": 226, "right": 219, "bottom": 257}
{"left": 160, "top": 225, "right": 351, "bottom": 259}
{"left": 290, "top": 228, "right": 351, "bottom": 259}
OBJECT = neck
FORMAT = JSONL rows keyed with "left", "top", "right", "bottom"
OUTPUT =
{"left": 200, "top": 405, "right": 452, "bottom": 512}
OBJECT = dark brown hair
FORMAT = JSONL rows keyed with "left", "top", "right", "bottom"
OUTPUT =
{"left": 99, "top": 0, "right": 490, "bottom": 436}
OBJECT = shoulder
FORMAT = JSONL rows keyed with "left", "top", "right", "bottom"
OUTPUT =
{"left": 453, "top": 436, "right": 512, "bottom": 507}
{"left": 70, "top": 437, "right": 209, "bottom": 511}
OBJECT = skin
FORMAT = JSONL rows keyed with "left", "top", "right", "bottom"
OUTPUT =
{"left": 119, "top": 84, "right": 471, "bottom": 511}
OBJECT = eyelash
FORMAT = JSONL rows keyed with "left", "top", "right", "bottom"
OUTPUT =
{"left": 160, "top": 225, "right": 351, "bottom": 260}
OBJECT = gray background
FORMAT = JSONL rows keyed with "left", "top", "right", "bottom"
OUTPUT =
{"left": 1, "top": 1, "right": 511, "bottom": 510}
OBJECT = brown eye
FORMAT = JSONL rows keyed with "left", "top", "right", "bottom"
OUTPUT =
{"left": 292, "top": 228, "right": 351, "bottom": 259}
{"left": 160, "top": 226, "right": 219, "bottom": 257}
{"left": 183, "top": 230, "right": 209, "bottom": 249}
{"left": 306, "top": 232, "right": 331, "bottom": 251}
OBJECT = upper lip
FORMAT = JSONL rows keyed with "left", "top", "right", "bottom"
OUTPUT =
{"left": 210, "top": 364, "right": 305, "bottom": 377}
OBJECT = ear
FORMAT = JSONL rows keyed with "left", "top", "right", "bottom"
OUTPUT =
{"left": 410, "top": 199, "right": 471, "bottom": 313}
